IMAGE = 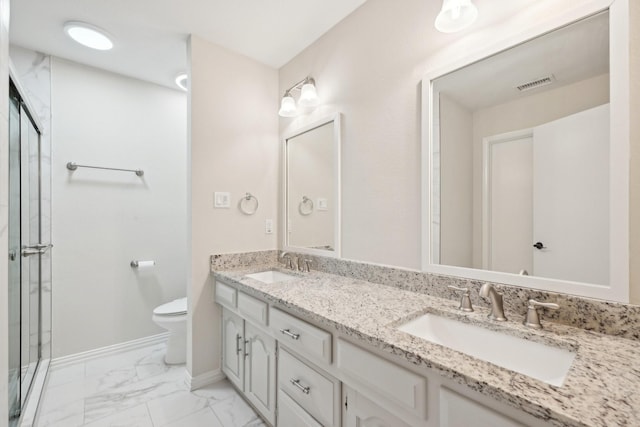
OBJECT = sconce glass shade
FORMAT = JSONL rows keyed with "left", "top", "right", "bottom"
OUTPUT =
{"left": 435, "top": 0, "right": 478, "bottom": 33}
{"left": 279, "top": 93, "right": 297, "bottom": 117}
{"left": 298, "top": 79, "right": 319, "bottom": 107}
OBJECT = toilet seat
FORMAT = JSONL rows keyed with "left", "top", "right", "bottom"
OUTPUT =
{"left": 153, "top": 297, "right": 187, "bottom": 316}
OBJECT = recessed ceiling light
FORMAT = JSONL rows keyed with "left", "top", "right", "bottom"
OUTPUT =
{"left": 64, "top": 21, "right": 113, "bottom": 50}
{"left": 175, "top": 73, "right": 188, "bottom": 91}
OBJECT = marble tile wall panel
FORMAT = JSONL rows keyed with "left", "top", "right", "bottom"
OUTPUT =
{"left": 9, "top": 46, "right": 53, "bottom": 359}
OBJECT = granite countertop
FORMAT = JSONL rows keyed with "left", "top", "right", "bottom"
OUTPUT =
{"left": 213, "top": 264, "right": 640, "bottom": 427}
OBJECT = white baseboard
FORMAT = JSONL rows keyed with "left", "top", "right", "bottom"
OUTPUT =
{"left": 50, "top": 332, "right": 170, "bottom": 369}
{"left": 185, "top": 368, "right": 226, "bottom": 391}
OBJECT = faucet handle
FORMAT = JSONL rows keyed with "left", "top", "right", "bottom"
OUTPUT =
{"left": 523, "top": 299, "right": 559, "bottom": 329}
{"left": 447, "top": 286, "right": 474, "bottom": 312}
{"left": 302, "top": 259, "right": 313, "bottom": 272}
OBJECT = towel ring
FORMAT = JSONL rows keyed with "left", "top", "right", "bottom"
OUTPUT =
{"left": 299, "top": 196, "right": 314, "bottom": 216}
{"left": 239, "top": 192, "right": 259, "bottom": 215}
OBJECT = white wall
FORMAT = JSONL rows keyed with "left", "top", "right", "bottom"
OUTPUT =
{"left": 51, "top": 58, "right": 187, "bottom": 357}
{"left": 0, "top": 0, "right": 11, "bottom": 420}
{"left": 439, "top": 95, "right": 473, "bottom": 268}
{"left": 279, "top": 0, "right": 609, "bottom": 269}
{"left": 630, "top": 0, "right": 640, "bottom": 303}
{"left": 188, "top": 35, "right": 278, "bottom": 379}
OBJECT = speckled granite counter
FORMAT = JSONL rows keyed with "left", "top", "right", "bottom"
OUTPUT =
{"left": 213, "top": 264, "right": 640, "bottom": 427}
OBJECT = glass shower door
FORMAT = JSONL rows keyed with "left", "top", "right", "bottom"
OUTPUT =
{"left": 8, "top": 81, "right": 43, "bottom": 425}
{"left": 8, "top": 82, "right": 22, "bottom": 422}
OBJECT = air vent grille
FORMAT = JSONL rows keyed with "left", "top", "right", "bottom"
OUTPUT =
{"left": 516, "top": 75, "right": 555, "bottom": 92}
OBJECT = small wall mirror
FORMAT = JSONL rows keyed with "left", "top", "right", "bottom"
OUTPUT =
{"left": 423, "top": 5, "right": 629, "bottom": 302}
{"left": 283, "top": 113, "right": 341, "bottom": 256}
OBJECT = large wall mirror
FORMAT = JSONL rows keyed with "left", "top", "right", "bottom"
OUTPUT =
{"left": 422, "top": 1, "right": 630, "bottom": 302}
{"left": 283, "top": 113, "right": 341, "bottom": 257}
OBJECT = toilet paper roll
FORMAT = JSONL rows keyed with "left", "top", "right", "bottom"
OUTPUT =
{"left": 131, "top": 260, "right": 155, "bottom": 268}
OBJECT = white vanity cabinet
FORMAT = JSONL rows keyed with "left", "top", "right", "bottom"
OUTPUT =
{"left": 215, "top": 278, "right": 552, "bottom": 427}
{"left": 220, "top": 302, "right": 276, "bottom": 426}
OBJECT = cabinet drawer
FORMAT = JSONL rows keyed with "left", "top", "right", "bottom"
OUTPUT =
{"left": 215, "top": 281, "right": 237, "bottom": 309}
{"left": 238, "top": 291, "right": 268, "bottom": 326}
{"left": 278, "top": 348, "right": 340, "bottom": 427}
{"left": 270, "top": 308, "right": 331, "bottom": 364}
{"left": 337, "top": 339, "right": 428, "bottom": 420}
{"left": 278, "top": 389, "right": 322, "bottom": 427}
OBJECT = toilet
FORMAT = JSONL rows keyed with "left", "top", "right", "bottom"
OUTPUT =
{"left": 152, "top": 297, "right": 187, "bottom": 364}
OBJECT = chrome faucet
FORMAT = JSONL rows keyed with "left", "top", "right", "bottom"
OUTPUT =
{"left": 479, "top": 283, "right": 507, "bottom": 321}
{"left": 523, "top": 299, "right": 559, "bottom": 329}
{"left": 280, "top": 252, "right": 295, "bottom": 270}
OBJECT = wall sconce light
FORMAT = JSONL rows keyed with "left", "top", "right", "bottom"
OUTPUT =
{"left": 435, "top": 0, "right": 478, "bottom": 33}
{"left": 278, "top": 77, "right": 319, "bottom": 117}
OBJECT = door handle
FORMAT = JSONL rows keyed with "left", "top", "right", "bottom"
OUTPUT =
{"left": 533, "top": 242, "right": 546, "bottom": 250}
{"left": 21, "top": 243, "right": 53, "bottom": 257}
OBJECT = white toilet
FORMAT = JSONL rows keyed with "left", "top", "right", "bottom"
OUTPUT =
{"left": 152, "top": 297, "right": 187, "bottom": 364}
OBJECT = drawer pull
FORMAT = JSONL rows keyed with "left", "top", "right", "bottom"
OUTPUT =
{"left": 235, "top": 334, "right": 242, "bottom": 354}
{"left": 290, "top": 378, "right": 310, "bottom": 394}
{"left": 280, "top": 329, "right": 300, "bottom": 340}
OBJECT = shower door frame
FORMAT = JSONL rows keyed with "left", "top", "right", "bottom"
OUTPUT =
{"left": 8, "top": 63, "right": 52, "bottom": 427}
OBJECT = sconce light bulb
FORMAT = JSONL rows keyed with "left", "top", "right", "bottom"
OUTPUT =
{"left": 298, "top": 79, "right": 319, "bottom": 107}
{"left": 435, "top": 0, "right": 478, "bottom": 33}
{"left": 279, "top": 93, "right": 298, "bottom": 117}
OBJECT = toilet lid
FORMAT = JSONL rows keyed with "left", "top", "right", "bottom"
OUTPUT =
{"left": 153, "top": 297, "right": 187, "bottom": 316}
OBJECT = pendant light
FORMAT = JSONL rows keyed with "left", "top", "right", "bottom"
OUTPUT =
{"left": 435, "top": 0, "right": 478, "bottom": 33}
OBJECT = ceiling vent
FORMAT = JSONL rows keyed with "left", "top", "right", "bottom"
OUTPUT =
{"left": 516, "top": 75, "right": 556, "bottom": 92}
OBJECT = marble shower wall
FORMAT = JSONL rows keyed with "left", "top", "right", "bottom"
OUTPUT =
{"left": 9, "top": 45, "right": 52, "bottom": 359}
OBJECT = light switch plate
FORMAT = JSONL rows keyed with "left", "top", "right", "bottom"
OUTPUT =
{"left": 214, "top": 192, "right": 231, "bottom": 208}
{"left": 317, "top": 198, "right": 328, "bottom": 211}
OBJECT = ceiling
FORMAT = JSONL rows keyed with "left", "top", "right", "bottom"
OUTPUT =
{"left": 9, "top": 0, "right": 367, "bottom": 90}
{"left": 434, "top": 11, "right": 609, "bottom": 111}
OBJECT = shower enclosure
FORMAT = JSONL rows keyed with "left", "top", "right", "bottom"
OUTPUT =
{"left": 8, "top": 75, "right": 50, "bottom": 426}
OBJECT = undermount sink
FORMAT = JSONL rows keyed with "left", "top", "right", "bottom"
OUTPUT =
{"left": 397, "top": 313, "right": 576, "bottom": 387}
{"left": 244, "top": 270, "right": 299, "bottom": 284}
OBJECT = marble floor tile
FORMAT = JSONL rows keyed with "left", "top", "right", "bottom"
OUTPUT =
{"left": 146, "top": 390, "right": 210, "bottom": 426}
{"left": 36, "top": 399, "right": 84, "bottom": 427}
{"left": 209, "top": 392, "right": 267, "bottom": 427}
{"left": 83, "top": 367, "right": 185, "bottom": 424}
{"left": 36, "top": 343, "right": 264, "bottom": 427}
{"left": 162, "top": 407, "right": 224, "bottom": 427}
{"left": 45, "top": 363, "right": 85, "bottom": 388}
{"left": 82, "top": 403, "right": 152, "bottom": 427}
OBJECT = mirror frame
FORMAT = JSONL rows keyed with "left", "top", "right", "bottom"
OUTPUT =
{"left": 421, "top": 0, "right": 630, "bottom": 302}
{"left": 282, "top": 113, "right": 342, "bottom": 257}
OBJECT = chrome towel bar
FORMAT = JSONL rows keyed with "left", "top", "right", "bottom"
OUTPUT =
{"left": 67, "top": 162, "right": 144, "bottom": 177}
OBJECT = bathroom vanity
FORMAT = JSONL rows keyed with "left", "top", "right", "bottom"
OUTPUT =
{"left": 212, "top": 258, "right": 640, "bottom": 427}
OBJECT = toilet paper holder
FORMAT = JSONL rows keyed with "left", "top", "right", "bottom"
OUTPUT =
{"left": 131, "top": 260, "right": 155, "bottom": 268}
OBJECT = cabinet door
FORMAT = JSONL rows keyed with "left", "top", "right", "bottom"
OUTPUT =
{"left": 343, "top": 385, "right": 412, "bottom": 427}
{"left": 440, "top": 387, "right": 525, "bottom": 427}
{"left": 244, "top": 322, "right": 276, "bottom": 425}
{"left": 221, "top": 308, "right": 244, "bottom": 390}
{"left": 278, "top": 391, "right": 322, "bottom": 427}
